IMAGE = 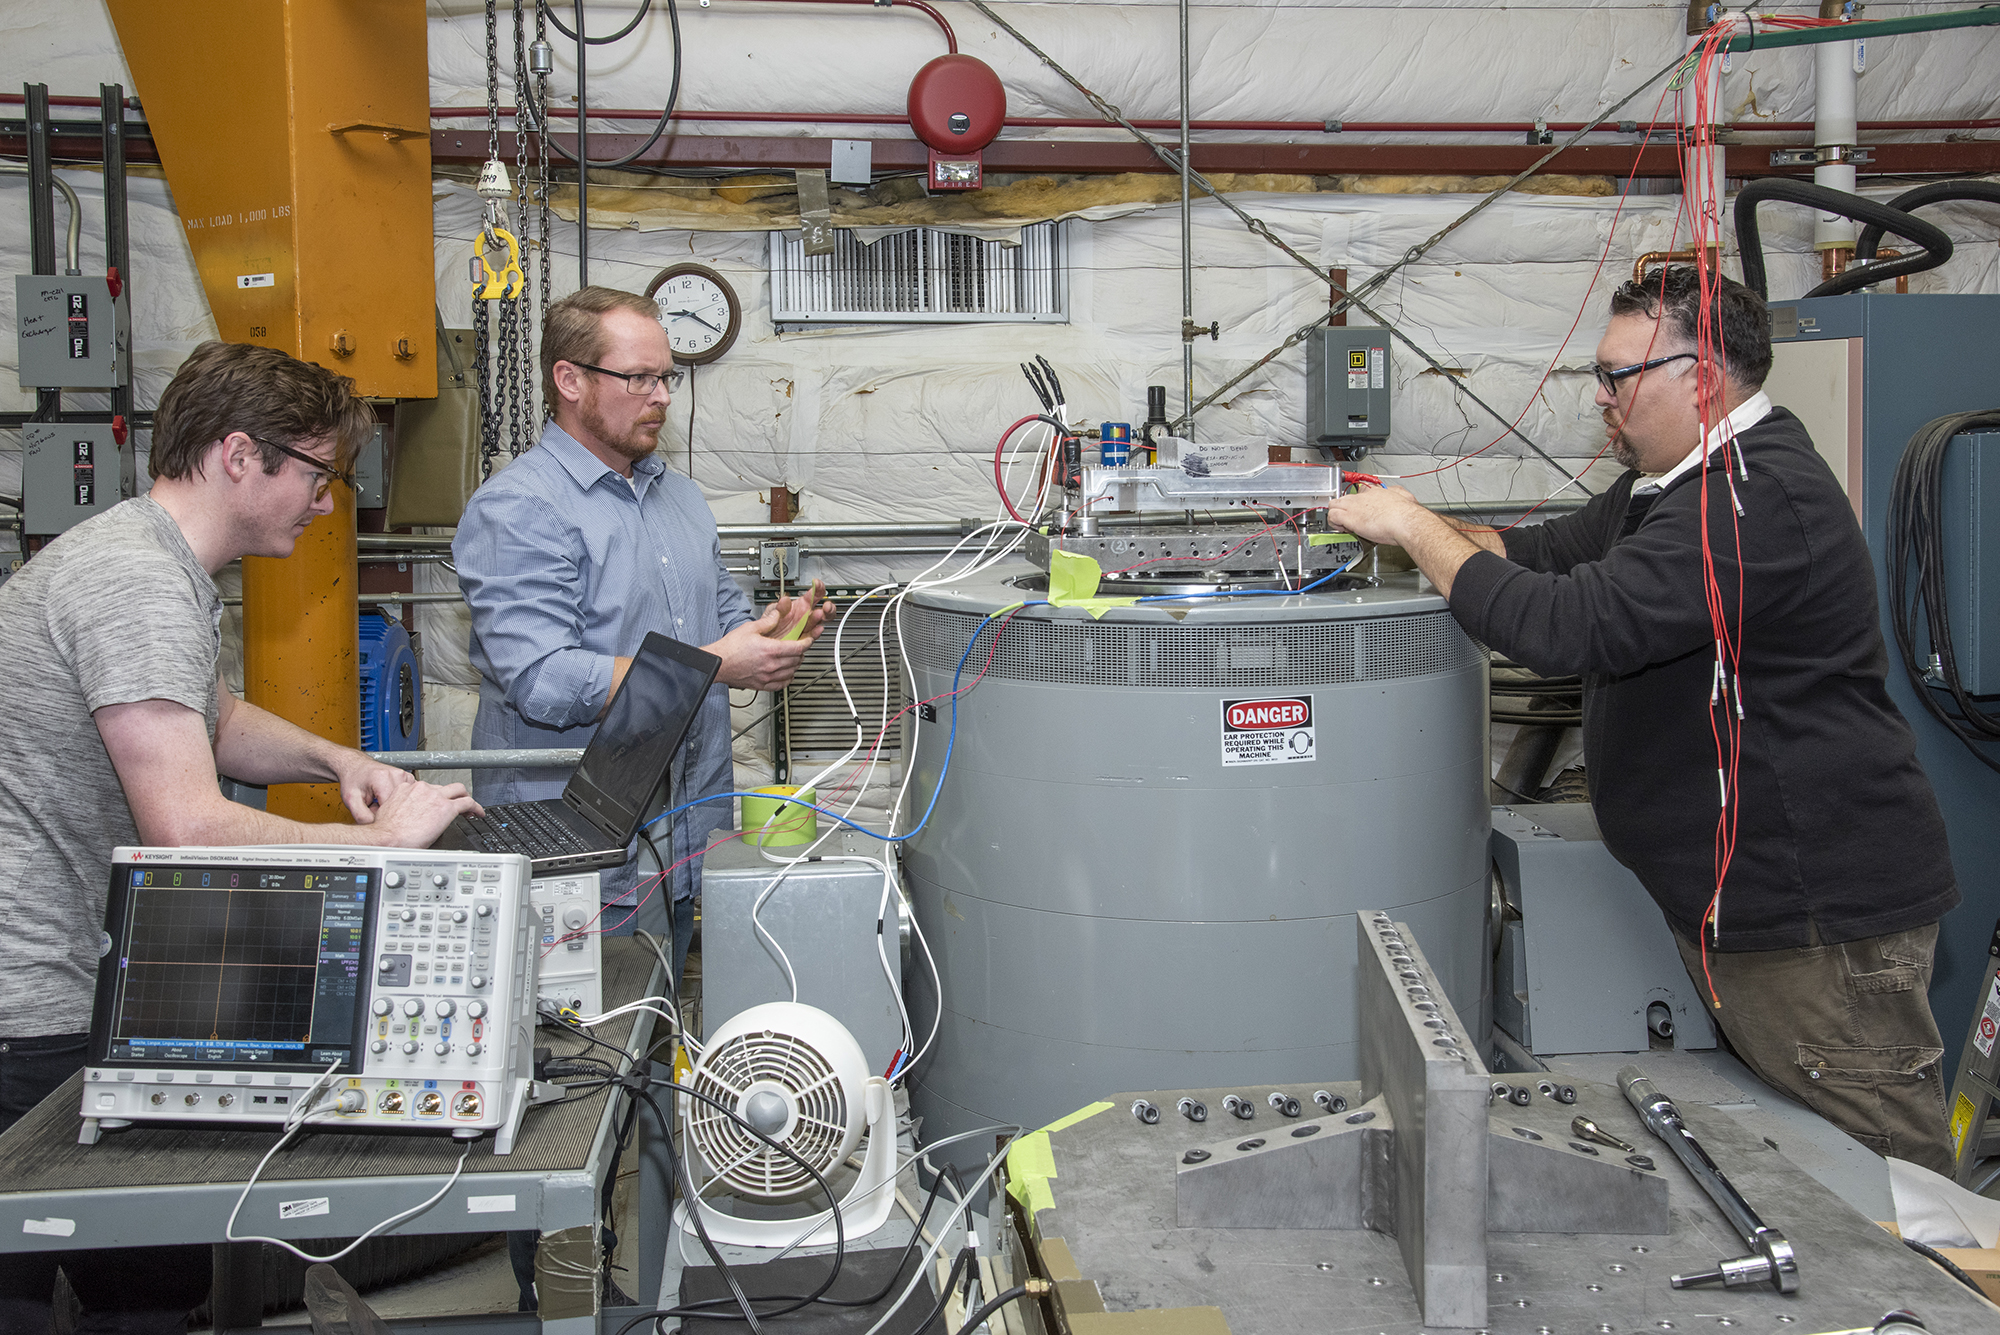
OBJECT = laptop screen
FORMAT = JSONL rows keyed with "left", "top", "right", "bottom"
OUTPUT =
{"left": 563, "top": 632, "right": 721, "bottom": 839}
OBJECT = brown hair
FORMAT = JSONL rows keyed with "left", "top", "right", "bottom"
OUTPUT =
{"left": 541, "top": 286, "right": 666, "bottom": 407}
{"left": 149, "top": 341, "right": 374, "bottom": 481}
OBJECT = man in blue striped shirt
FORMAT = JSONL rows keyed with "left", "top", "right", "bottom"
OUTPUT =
{"left": 455, "top": 287, "right": 825, "bottom": 982}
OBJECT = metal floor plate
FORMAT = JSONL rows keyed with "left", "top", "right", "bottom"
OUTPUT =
{"left": 1031, "top": 1077, "right": 1999, "bottom": 1334}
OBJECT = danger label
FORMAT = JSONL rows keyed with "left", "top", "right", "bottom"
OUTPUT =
{"left": 1976, "top": 976, "right": 2000, "bottom": 1058}
{"left": 1221, "top": 695, "right": 1315, "bottom": 767}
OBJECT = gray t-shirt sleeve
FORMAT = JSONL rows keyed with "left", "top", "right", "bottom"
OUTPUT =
{"left": 46, "top": 546, "right": 217, "bottom": 728}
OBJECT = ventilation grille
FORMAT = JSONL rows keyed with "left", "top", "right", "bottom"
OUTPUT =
{"left": 688, "top": 1030, "right": 849, "bottom": 1198}
{"left": 898, "top": 604, "right": 1481, "bottom": 689}
{"left": 770, "top": 223, "right": 1066, "bottom": 324}
{"left": 780, "top": 605, "right": 905, "bottom": 760}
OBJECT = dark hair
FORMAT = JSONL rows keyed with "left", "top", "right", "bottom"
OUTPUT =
{"left": 541, "top": 286, "right": 666, "bottom": 407}
{"left": 150, "top": 341, "right": 374, "bottom": 482}
{"left": 1608, "top": 265, "right": 1772, "bottom": 391}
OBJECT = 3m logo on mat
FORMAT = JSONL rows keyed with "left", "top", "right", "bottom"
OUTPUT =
{"left": 1221, "top": 696, "right": 1315, "bottom": 767}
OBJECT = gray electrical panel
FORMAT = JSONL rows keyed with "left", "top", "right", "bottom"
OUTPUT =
{"left": 1490, "top": 804, "right": 1715, "bottom": 1056}
{"left": 21, "top": 423, "right": 128, "bottom": 535}
{"left": 354, "top": 424, "right": 386, "bottom": 508}
{"left": 15, "top": 275, "right": 130, "bottom": 389}
{"left": 1306, "top": 324, "right": 1391, "bottom": 445}
{"left": 697, "top": 833, "right": 905, "bottom": 1070}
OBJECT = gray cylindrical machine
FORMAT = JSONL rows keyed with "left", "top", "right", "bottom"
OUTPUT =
{"left": 897, "top": 569, "right": 1490, "bottom": 1151}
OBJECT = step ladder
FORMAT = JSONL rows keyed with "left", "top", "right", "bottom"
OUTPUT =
{"left": 1946, "top": 918, "right": 2000, "bottom": 1187}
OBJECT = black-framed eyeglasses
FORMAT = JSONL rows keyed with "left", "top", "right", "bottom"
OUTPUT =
{"left": 254, "top": 437, "right": 354, "bottom": 498}
{"left": 568, "top": 361, "right": 686, "bottom": 396}
{"left": 1593, "top": 352, "right": 1697, "bottom": 396}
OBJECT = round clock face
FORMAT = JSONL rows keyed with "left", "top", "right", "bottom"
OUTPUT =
{"left": 646, "top": 263, "right": 742, "bottom": 366}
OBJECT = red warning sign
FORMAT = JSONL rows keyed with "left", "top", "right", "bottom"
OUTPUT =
{"left": 1220, "top": 695, "right": 1315, "bottom": 767}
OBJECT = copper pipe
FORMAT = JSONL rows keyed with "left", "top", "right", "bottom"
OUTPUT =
{"left": 1633, "top": 249, "right": 1704, "bottom": 283}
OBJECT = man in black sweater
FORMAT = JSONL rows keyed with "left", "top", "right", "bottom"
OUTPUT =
{"left": 1326, "top": 266, "right": 1958, "bottom": 1171}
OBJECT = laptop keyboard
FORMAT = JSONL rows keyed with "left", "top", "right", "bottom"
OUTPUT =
{"left": 462, "top": 802, "right": 598, "bottom": 856}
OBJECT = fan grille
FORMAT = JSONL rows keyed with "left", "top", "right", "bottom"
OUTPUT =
{"left": 688, "top": 1028, "right": 852, "bottom": 1199}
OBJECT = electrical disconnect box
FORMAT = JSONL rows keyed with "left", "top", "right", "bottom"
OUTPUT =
{"left": 21, "top": 423, "right": 128, "bottom": 535}
{"left": 1306, "top": 325, "right": 1392, "bottom": 446}
{"left": 14, "top": 275, "right": 130, "bottom": 389}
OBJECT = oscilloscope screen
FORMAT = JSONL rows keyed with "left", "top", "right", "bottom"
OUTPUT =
{"left": 94, "top": 865, "right": 372, "bottom": 1070}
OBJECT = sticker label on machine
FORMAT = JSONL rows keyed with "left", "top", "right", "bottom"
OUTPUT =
{"left": 1974, "top": 975, "right": 2000, "bottom": 1058}
{"left": 1221, "top": 695, "right": 1315, "bottom": 766}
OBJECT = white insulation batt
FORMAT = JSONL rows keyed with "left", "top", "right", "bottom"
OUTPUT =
{"left": 2, "top": 1, "right": 1998, "bottom": 763}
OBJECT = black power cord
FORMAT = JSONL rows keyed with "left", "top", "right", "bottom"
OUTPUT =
{"left": 1886, "top": 408, "right": 2000, "bottom": 772}
{"left": 952, "top": 1282, "right": 1030, "bottom": 1335}
{"left": 608, "top": 1077, "right": 848, "bottom": 1333}
{"left": 1902, "top": 1235, "right": 1989, "bottom": 1298}
{"left": 536, "top": 0, "right": 683, "bottom": 171}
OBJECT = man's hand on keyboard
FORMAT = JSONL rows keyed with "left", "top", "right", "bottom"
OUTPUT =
{"left": 360, "top": 778, "right": 484, "bottom": 847}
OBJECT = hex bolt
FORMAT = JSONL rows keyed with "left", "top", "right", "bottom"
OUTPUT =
{"left": 1177, "top": 1096, "right": 1208, "bottom": 1123}
{"left": 1554, "top": 1084, "right": 1578, "bottom": 1104}
{"left": 1508, "top": 1084, "right": 1532, "bottom": 1106}
{"left": 1131, "top": 1099, "right": 1161, "bottom": 1125}
{"left": 1313, "top": 1090, "right": 1346, "bottom": 1114}
{"left": 1222, "top": 1094, "right": 1255, "bottom": 1120}
{"left": 1268, "top": 1092, "right": 1302, "bottom": 1118}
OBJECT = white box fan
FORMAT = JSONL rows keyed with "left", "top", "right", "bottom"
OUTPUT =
{"left": 677, "top": 1002, "right": 895, "bottom": 1248}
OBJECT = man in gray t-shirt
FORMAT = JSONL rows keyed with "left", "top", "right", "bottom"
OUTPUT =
{"left": 0, "top": 342, "right": 481, "bottom": 1335}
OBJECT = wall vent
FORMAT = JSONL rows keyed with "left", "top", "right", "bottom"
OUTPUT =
{"left": 770, "top": 222, "right": 1067, "bottom": 326}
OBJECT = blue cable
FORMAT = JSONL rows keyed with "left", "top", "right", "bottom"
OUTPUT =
{"left": 639, "top": 602, "right": 1046, "bottom": 845}
{"left": 637, "top": 557, "right": 1360, "bottom": 847}
{"left": 1131, "top": 551, "right": 1363, "bottom": 603}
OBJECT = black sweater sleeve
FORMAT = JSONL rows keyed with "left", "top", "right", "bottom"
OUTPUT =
{"left": 1451, "top": 466, "right": 1806, "bottom": 681}
{"left": 1499, "top": 475, "right": 1633, "bottom": 576}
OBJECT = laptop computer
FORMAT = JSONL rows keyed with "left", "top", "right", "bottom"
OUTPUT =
{"left": 438, "top": 631, "right": 722, "bottom": 874}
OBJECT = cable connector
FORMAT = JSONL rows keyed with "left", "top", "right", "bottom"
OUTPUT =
{"left": 1024, "top": 1278, "right": 1053, "bottom": 1297}
{"left": 617, "top": 1058, "right": 655, "bottom": 1094}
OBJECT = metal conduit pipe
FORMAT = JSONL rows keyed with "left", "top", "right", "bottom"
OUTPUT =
{"left": 368, "top": 748, "right": 585, "bottom": 771}
{"left": 0, "top": 162, "right": 82, "bottom": 273}
{"left": 429, "top": 104, "right": 2000, "bottom": 136}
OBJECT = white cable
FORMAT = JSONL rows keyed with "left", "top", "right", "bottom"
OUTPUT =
{"left": 224, "top": 1059, "right": 474, "bottom": 1263}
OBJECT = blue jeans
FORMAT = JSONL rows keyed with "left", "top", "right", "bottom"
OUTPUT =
{"left": 0, "top": 1034, "right": 212, "bottom": 1335}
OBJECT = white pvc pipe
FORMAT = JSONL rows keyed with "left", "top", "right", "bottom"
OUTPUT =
{"left": 1813, "top": 39, "right": 1860, "bottom": 251}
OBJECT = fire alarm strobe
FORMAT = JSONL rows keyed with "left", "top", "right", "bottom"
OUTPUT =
{"left": 908, "top": 54, "right": 1005, "bottom": 191}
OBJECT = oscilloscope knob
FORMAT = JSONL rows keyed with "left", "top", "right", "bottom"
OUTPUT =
{"left": 402, "top": 1040, "right": 421, "bottom": 1055}
{"left": 371, "top": 998, "right": 392, "bottom": 1016}
{"left": 434, "top": 1042, "right": 451, "bottom": 1057}
{"left": 465, "top": 1001, "right": 488, "bottom": 1019}
{"left": 470, "top": 975, "right": 488, "bottom": 989}
{"left": 384, "top": 871, "right": 404, "bottom": 888}
{"left": 476, "top": 903, "right": 494, "bottom": 918}
{"left": 434, "top": 999, "right": 456, "bottom": 1018}
{"left": 398, "top": 908, "right": 416, "bottom": 923}
{"left": 377, "top": 957, "right": 395, "bottom": 973}
{"left": 370, "top": 1040, "right": 388, "bottom": 1054}
{"left": 402, "top": 999, "right": 424, "bottom": 1018}
{"left": 464, "top": 1042, "right": 483, "bottom": 1057}
{"left": 431, "top": 873, "right": 449, "bottom": 888}
{"left": 452, "top": 909, "right": 468, "bottom": 924}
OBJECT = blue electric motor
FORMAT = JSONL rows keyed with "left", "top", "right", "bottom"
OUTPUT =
{"left": 358, "top": 614, "right": 423, "bottom": 752}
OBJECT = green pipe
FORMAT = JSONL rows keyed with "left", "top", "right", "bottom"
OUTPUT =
{"left": 1722, "top": 7, "right": 2000, "bottom": 53}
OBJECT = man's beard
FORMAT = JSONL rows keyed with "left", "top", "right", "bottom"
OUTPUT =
{"left": 580, "top": 392, "right": 664, "bottom": 462}
{"left": 1607, "top": 415, "right": 1640, "bottom": 470}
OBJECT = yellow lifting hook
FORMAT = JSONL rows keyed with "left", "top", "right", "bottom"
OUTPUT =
{"left": 474, "top": 226, "right": 524, "bottom": 300}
